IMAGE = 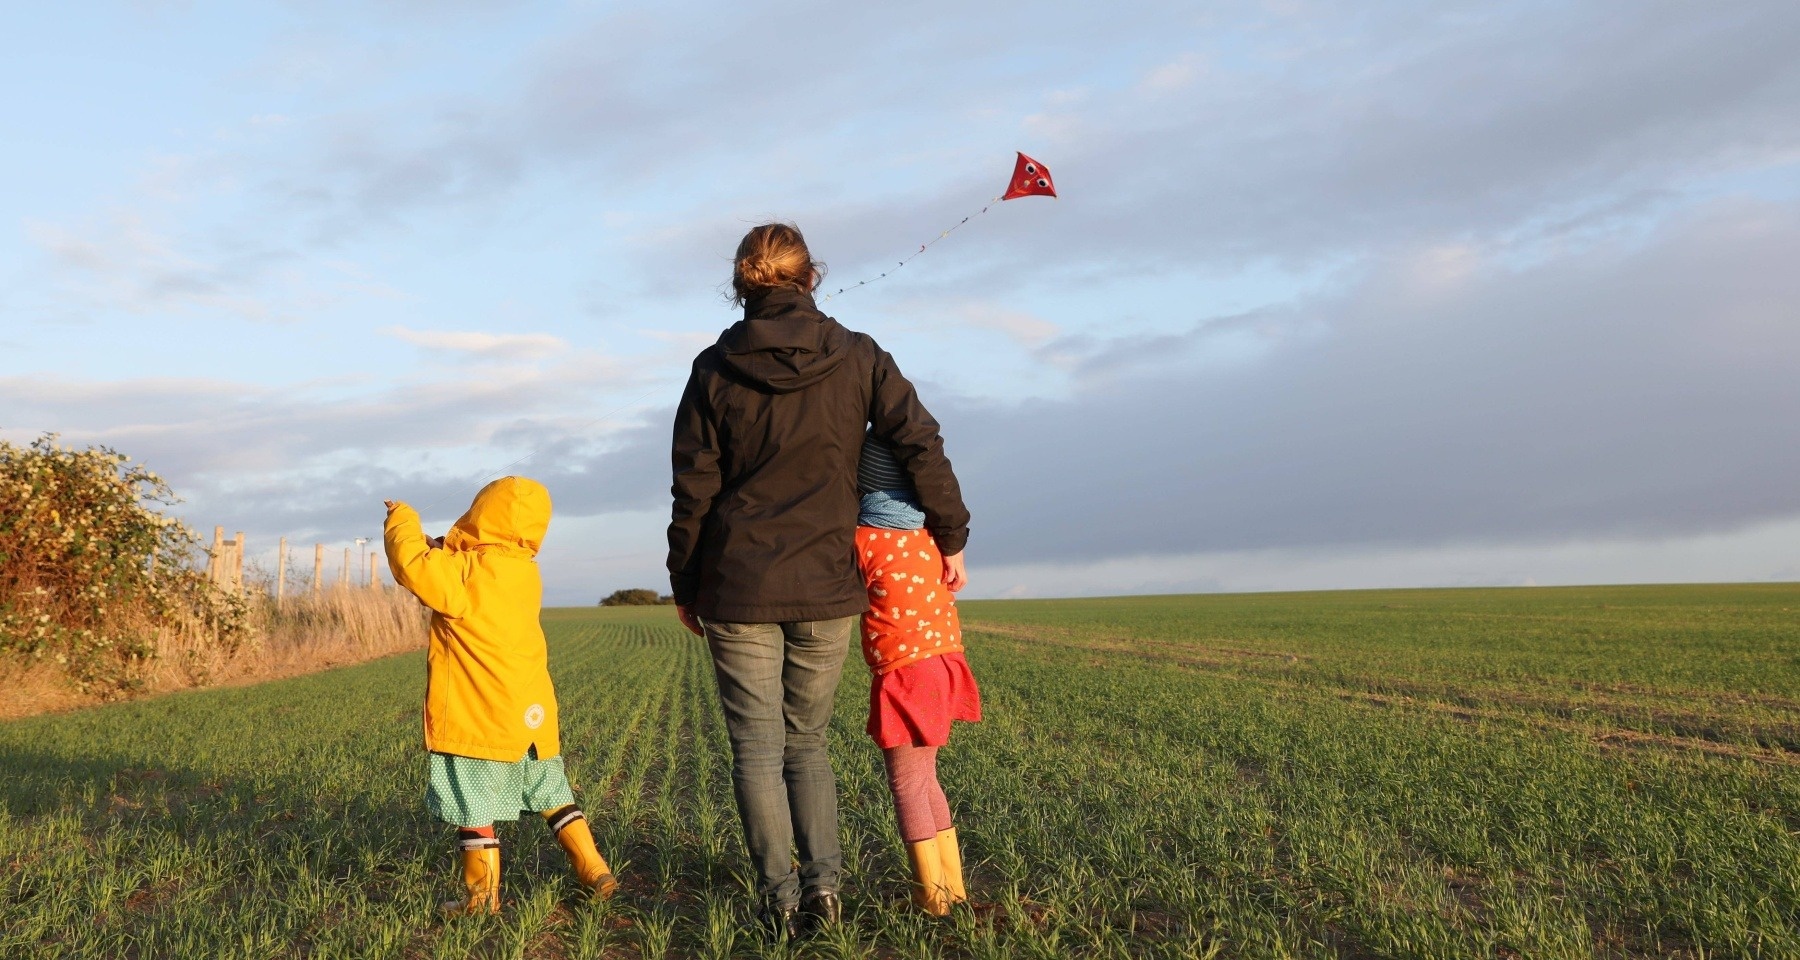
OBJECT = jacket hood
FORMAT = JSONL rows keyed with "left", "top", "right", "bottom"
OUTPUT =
{"left": 717, "top": 287, "right": 850, "bottom": 394}
{"left": 445, "top": 476, "right": 551, "bottom": 556}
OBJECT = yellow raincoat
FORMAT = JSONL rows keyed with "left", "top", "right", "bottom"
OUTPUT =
{"left": 384, "top": 477, "right": 560, "bottom": 763}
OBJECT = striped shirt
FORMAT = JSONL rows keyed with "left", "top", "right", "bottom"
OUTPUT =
{"left": 857, "top": 435, "right": 913, "bottom": 496}
{"left": 858, "top": 435, "right": 926, "bottom": 529}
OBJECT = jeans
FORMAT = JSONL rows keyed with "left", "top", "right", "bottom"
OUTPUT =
{"left": 703, "top": 616, "right": 854, "bottom": 906}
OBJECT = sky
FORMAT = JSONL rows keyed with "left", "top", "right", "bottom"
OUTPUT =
{"left": 4, "top": 0, "right": 1798, "bottom": 604}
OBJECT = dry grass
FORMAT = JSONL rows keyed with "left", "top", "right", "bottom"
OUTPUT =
{"left": 0, "top": 659, "right": 98, "bottom": 719}
{"left": 0, "top": 586, "right": 429, "bottom": 720}
{"left": 220, "top": 585, "right": 430, "bottom": 686}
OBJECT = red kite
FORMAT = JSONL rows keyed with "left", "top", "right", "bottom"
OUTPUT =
{"left": 1001, "top": 152, "right": 1056, "bottom": 200}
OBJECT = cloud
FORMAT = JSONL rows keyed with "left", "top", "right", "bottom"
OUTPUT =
{"left": 1138, "top": 53, "right": 1204, "bottom": 94}
{"left": 0, "top": 337, "right": 667, "bottom": 543}
{"left": 117, "top": 199, "right": 1799, "bottom": 574}
{"left": 25, "top": 210, "right": 407, "bottom": 325}
{"left": 242, "top": 2, "right": 1162, "bottom": 235}
{"left": 27, "top": 214, "right": 286, "bottom": 322}
{"left": 123, "top": 0, "right": 1215, "bottom": 265}
{"left": 20, "top": 197, "right": 1794, "bottom": 577}
{"left": 677, "top": 0, "right": 1800, "bottom": 302}
{"left": 40, "top": 1, "right": 1800, "bottom": 323}
{"left": 969, "top": 515, "right": 1800, "bottom": 600}
{"left": 955, "top": 303, "right": 1061, "bottom": 346}
{"left": 1034, "top": 305, "right": 1318, "bottom": 381}
{"left": 879, "top": 300, "right": 1062, "bottom": 349}
{"left": 382, "top": 325, "right": 569, "bottom": 360}
{"left": 168, "top": 411, "right": 671, "bottom": 547}
{"left": 12, "top": 0, "right": 1800, "bottom": 603}
{"left": 939, "top": 197, "right": 1800, "bottom": 564}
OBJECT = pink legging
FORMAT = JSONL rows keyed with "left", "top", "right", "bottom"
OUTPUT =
{"left": 883, "top": 744, "right": 953, "bottom": 843}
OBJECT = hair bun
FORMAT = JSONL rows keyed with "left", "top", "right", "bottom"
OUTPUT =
{"left": 738, "top": 256, "right": 778, "bottom": 287}
{"left": 731, "top": 223, "right": 824, "bottom": 305}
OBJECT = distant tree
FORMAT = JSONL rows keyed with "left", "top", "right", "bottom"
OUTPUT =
{"left": 599, "top": 588, "right": 675, "bottom": 607}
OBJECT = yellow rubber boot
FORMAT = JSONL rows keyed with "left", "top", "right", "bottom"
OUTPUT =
{"left": 546, "top": 807, "right": 618, "bottom": 900}
{"left": 936, "top": 827, "right": 967, "bottom": 905}
{"left": 906, "top": 837, "right": 951, "bottom": 917}
{"left": 443, "top": 844, "right": 501, "bottom": 916}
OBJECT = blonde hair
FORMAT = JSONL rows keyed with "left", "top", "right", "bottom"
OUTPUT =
{"left": 731, "top": 222, "right": 824, "bottom": 305}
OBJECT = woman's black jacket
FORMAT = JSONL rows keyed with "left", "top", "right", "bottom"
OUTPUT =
{"left": 666, "top": 287, "right": 969, "bottom": 623}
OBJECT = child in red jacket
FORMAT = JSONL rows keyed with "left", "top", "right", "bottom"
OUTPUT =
{"left": 853, "top": 436, "right": 980, "bottom": 916}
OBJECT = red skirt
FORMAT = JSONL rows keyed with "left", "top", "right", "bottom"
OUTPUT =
{"left": 867, "top": 651, "right": 982, "bottom": 748}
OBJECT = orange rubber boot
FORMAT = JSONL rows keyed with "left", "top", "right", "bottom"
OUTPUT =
{"left": 936, "top": 827, "right": 967, "bottom": 905}
{"left": 906, "top": 837, "right": 951, "bottom": 917}
{"left": 443, "top": 843, "right": 500, "bottom": 916}
{"left": 545, "top": 807, "right": 618, "bottom": 900}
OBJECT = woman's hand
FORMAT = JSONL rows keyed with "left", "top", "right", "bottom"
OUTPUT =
{"left": 941, "top": 551, "right": 968, "bottom": 593}
{"left": 676, "top": 605, "right": 705, "bottom": 637}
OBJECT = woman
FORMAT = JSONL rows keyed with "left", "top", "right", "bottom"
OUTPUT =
{"left": 667, "top": 222, "right": 970, "bottom": 937}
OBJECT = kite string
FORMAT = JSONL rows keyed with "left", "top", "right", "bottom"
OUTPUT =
{"left": 373, "top": 187, "right": 1029, "bottom": 537}
{"left": 820, "top": 197, "right": 1003, "bottom": 303}
{"left": 403, "top": 190, "right": 1010, "bottom": 517}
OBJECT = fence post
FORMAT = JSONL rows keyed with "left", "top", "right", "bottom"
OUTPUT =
{"left": 367, "top": 553, "right": 379, "bottom": 589}
{"left": 277, "top": 537, "right": 289, "bottom": 607}
{"left": 233, "top": 531, "right": 245, "bottom": 593}
{"left": 342, "top": 547, "right": 351, "bottom": 589}
{"left": 313, "top": 544, "right": 323, "bottom": 594}
{"left": 209, "top": 526, "right": 224, "bottom": 583}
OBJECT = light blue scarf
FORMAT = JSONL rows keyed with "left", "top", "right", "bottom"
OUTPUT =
{"left": 858, "top": 489, "right": 926, "bottom": 530}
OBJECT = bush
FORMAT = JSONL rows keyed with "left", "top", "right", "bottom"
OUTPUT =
{"left": 599, "top": 588, "right": 674, "bottom": 606}
{"left": 0, "top": 435, "right": 252, "bottom": 695}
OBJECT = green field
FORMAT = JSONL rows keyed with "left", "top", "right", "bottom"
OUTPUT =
{"left": 3, "top": 585, "right": 1798, "bottom": 958}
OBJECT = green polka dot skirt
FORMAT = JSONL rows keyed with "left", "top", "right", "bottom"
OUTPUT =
{"left": 427, "top": 751, "right": 577, "bottom": 827}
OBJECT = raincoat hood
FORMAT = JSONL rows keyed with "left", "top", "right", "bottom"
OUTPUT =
{"left": 445, "top": 476, "right": 551, "bottom": 556}
{"left": 717, "top": 286, "right": 851, "bottom": 394}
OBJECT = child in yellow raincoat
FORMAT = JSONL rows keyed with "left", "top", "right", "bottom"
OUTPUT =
{"left": 383, "top": 476, "right": 617, "bottom": 915}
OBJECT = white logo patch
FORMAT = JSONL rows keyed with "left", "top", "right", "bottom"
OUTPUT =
{"left": 523, "top": 704, "right": 546, "bottom": 729}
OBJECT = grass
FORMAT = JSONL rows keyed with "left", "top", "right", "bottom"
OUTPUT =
{"left": 2, "top": 584, "right": 1797, "bottom": 958}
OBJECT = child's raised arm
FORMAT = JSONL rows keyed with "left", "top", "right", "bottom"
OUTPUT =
{"left": 383, "top": 501, "right": 473, "bottom": 618}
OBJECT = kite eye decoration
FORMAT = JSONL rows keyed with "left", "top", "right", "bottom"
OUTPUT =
{"left": 1036, "top": 178, "right": 1050, "bottom": 188}
{"left": 1024, "top": 163, "right": 1037, "bottom": 175}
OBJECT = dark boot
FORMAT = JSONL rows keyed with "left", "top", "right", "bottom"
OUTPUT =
{"left": 798, "top": 888, "right": 842, "bottom": 935}
{"left": 756, "top": 897, "right": 801, "bottom": 940}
